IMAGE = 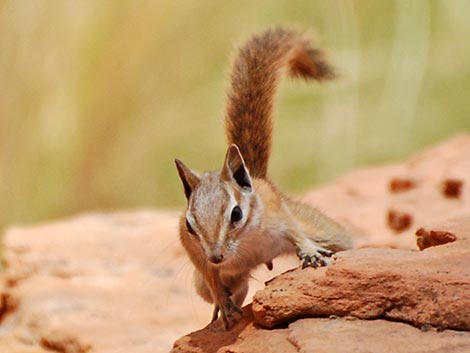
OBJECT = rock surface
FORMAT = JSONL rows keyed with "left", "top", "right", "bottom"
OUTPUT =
{"left": 172, "top": 213, "right": 470, "bottom": 352}
{"left": 252, "top": 214, "right": 470, "bottom": 330}
{"left": 173, "top": 316, "right": 470, "bottom": 353}
{"left": 305, "top": 134, "right": 470, "bottom": 249}
{"left": 1, "top": 135, "right": 470, "bottom": 353}
{"left": 0, "top": 211, "right": 297, "bottom": 353}
{"left": 0, "top": 211, "right": 192, "bottom": 353}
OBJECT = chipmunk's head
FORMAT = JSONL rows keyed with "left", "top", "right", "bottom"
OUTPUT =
{"left": 175, "top": 144, "right": 259, "bottom": 265}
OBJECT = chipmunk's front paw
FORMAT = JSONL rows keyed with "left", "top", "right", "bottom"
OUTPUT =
{"left": 212, "top": 288, "right": 243, "bottom": 330}
{"left": 297, "top": 244, "right": 333, "bottom": 269}
{"left": 220, "top": 298, "right": 243, "bottom": 330}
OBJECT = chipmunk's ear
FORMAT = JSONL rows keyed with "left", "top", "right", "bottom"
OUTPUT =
{"left": 175, "top": 159, "right": 200, "bottom": 200}
{"left": 222, "top": 144, "right": 252, "bottom": 191}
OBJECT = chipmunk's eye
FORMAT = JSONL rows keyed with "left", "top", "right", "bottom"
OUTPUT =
{"left": 230, "top": 205, "right": 243, "bottom": 224}
{"left": 185, "top": 219, "right": 197, "bottom": 237}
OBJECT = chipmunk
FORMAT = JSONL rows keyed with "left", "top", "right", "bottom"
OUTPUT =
{"left": 175, "top": 27, "right": 353, "bottom": 329}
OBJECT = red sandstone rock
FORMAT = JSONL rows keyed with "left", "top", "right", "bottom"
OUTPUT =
{"left": 389, "top": 177, "right": 417, "bottom": 193}
{"left": 416, "top": 227, "right": 457, "bottom": 250}
{"left": 172, "top": 306, "right": 297, "bottom": 353}
{"left": 303, "top": 134, "right": 470, "bottom": 249}
{"left": 442, "top": 178, "right": 464, "bottom": 198}
{"left": 0, "top": 211, "right": 202, "bottom": 353}
{"left": 172, "top": 315, "right": 470, "bottom": 353}
{"left": 252, "top": 214, "right": 470, "bottom": 330}
{"left": 2, "top": 135, "right": 470, "bottom": 353}
{"left": 287, "top": 318, "right": 470, "bottom": 353}
{"left": 171, "top": 214, "right": 470, "bottom": 352}
{"left": 387, "top": 209, "right": 413, "bottom": 232}
{"left": 0, "top": 211, "right": 297, "bottom": 353}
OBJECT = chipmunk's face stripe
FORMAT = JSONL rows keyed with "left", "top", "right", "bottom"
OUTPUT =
{"left": 185, "top": 211, "right": 199, "bottom": 237}
{"left": 232, "top": 187, "right": 242, "bottom": 205}
{"left": 215, "top": 183, "right": 250, "bottom": 250}
{"left": 245, "top": 193, "right": 260, "bottom": 228}
{"left": 185, "top": 210, "right": 213, "bottom": 258}
{"left": 217, "top": 185, "right": 236, "bottom": 245}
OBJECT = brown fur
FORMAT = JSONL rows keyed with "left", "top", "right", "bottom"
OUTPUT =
{"left": 225, "top": 28, "right": 335, "bottom": 179}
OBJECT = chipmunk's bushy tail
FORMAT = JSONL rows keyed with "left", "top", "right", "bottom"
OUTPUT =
{"left": 225, "top": 27, "right": 335, "bottom": 179}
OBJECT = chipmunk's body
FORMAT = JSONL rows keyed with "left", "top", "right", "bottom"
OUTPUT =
{"left": 175, "top": 28, "right": 353, "bottom": 329}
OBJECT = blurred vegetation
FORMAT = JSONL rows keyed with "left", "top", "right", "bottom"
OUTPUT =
{"left": 0, "top": 0, "right": 469, "bottom": 231}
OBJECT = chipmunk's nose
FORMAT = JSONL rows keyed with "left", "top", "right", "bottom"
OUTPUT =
{"left": 209, "top": 253, "right": 224, "bottom": 264}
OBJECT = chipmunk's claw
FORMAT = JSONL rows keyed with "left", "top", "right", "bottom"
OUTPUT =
{"left": 220, "top": 298, "right": 242, "bottom": 330}
{"left": 211, "top": 305, "right": 220, "bottom": 323}
{"left": 301, "top": 254, "right": 327, "bottom": 268}
{"left": 212, "top": 289, "right": 243, "bottom": 330}
{"left": 298, "top": 247, "right": 333, "bottom": 269}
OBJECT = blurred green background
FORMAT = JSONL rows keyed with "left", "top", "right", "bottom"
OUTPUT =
{"left": 1, "top": 0, "right": 469, "bottom": 231}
